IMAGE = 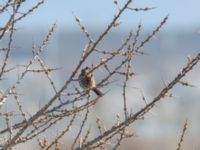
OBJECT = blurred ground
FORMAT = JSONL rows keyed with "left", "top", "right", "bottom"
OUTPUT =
{"left": 1, "top": 28, "right": 200, "bottom": 149}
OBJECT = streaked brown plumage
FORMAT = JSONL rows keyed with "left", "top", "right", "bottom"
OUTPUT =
{"left": 79, "top": 67, "right": 103, "bottom": 96}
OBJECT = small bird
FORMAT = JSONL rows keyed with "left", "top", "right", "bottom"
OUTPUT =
{"left": 79, "top": 66, "right": 103, "bottom": 96}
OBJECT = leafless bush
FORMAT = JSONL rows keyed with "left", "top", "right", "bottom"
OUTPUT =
{"left": 0, "top": 0, "right": 197, "bottom": 149}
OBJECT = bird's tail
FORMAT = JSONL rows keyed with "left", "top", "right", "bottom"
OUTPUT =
{"left": 93, "top": 88, "right": 103, "bottom": 96}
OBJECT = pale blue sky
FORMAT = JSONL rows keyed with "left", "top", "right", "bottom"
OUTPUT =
{"left": 16, "top": 0, "right": 200, "bottom": 31}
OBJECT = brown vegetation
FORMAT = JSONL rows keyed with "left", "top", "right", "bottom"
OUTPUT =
{"left": 0, "top": 0, "right": 197, "bottom": 149}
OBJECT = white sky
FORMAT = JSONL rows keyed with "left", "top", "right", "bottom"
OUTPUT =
{"left": 14, "top": 0, "right": 200, "bottom": 31}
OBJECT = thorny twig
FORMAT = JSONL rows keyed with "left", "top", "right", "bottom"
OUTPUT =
{"left": 176, "top": 120, "right": 188, "bottom": 150}
{"left": 0, "top": 0, "right": 197, "bottom": 149}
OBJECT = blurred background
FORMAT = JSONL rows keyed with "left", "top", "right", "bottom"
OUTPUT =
{"left": 1, "top": 0, "right": 200, "bottom": 149}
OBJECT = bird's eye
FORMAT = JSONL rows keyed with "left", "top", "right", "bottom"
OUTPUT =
{"left": 81, "top": 70, "right": 85, "bottom": 74}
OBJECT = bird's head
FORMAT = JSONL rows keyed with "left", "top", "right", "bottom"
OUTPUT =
{"left": 81, "top": 66, "right": 93, "bottom": 77}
